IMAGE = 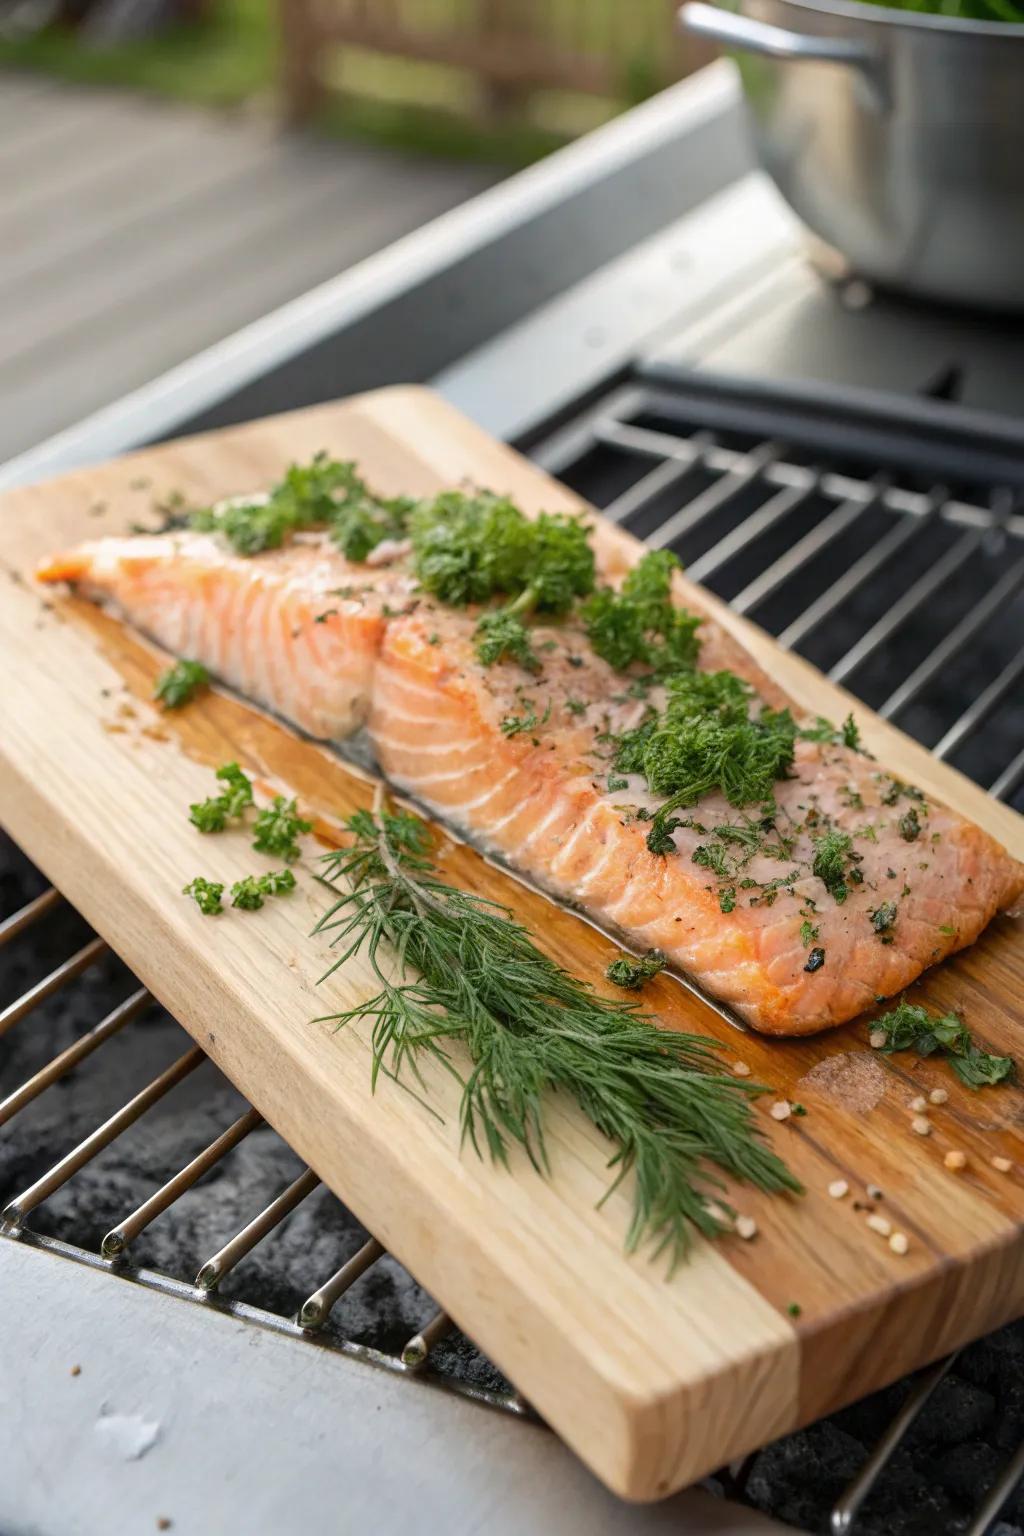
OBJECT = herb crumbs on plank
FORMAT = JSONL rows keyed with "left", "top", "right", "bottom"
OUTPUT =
{"left": 189, "top": 762, "right": 254, "bottom": 833}
{"left": 230, "top": 869, "right": 297, "bottom": 910}
{"left": 252, "top": 796, "right": 312, "bottom": 863}
{"left": 314, "top": 795, "right": 801, "bottom": 1270}
{"left": 183, "top": 877, "right": 224, "bottom": 915}
{"left": 605, "top": 949, "right": 666, "bottom": 990}
{"left": 871, "top": 1000, "right": 1015, "bottom": 1088}
{"left": 154, "top": 659, "right": 209, "bottom": 710}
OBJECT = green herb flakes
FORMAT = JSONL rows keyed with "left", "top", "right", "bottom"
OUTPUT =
{"left": 230, "top": 868, "right": 296, "bottom": 910}
{"left": 154, "top": 659, "right": 209, "bottom": 710}
{"left": 871, "top": 1001, "right": 1015, "bottom": 1089}
{"left": 582, "top": 549, "right": 701, "bottom": 677}
{"left": 252, "top": 796, "right": 312, "bottom": 862}
{"left": 605, "top": 949, "right": 667, "bottom": 990}
{"left": 183, "top": 877, "right": 224, "bottom": 915}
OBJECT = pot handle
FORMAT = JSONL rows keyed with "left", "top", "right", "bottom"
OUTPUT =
{"left": 681, "top": 1, "right": 876, "bottom": 69}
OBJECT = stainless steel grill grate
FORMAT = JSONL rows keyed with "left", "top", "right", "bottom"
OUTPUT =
{"left": 2, "top": 371, "right": 1023, "bottom": 1535}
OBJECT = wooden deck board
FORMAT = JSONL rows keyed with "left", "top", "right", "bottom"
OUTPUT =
{"left": 0, "top": 74, "right": 497, "bottom": 462}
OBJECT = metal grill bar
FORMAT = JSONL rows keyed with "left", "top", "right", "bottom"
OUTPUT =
{"left": 0, "top": 888, "right": 60, "bottom": 947}
{"left": 403, "top": 1309, "right": 455, "bottom": 1370}
{"left": 600, "top": 449, "right": 705, "bottom": 526}
{"left": 964, "top": 1437, "right": 1024, "bottom": 1536}
{"left": 1, "top": 1045, "right": 203, "bottom": 1230}
{"left": 101, "top": 1106, "right": 263, "bottom": 1260}
{"left": 991, "top": 744, "right": 1024, "bottom": 802}
{"left": 776, "top": 500, "right": 943, "bottom": 652}
{"left": 646, "top": 440, "right": 780, "bottom": 551}
{"left": 828, "top": 529, "right": 983, "bottom": 685}
{"left": 195, "top": 1168, "right": 321, "bottom": 1292}
{"left": 686, "top": 478, "right": 818, "bottom": 584}
{"left": 298, "top": 1237, "right": 385, "bottom": 1330}
{"left": 831, "top": 1353, "right": 958, "bottom": 1534}
{"left": 729, "top": 487, "right": 883, "bottom": 617}
{"left": 0, "top": 934, "right": 107, "bottom": 1037}
{"left": 0, "top": 986, "right": 150, "bottom": 1130}
{"left": 879, "top": 556, "right": 1024, "bottom": 721}
{"left": 933, "top": 647, "right": 1024, "bottom": 762}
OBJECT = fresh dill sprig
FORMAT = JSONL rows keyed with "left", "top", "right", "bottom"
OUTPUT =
{"left": 313, "top": 799, "right": 801, "bottom": 1270}
{"left": 154, "top": 659, "right": 209, "bottom": 709}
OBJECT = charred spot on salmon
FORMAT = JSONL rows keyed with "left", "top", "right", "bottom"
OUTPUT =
{"left": 871, "top": 1001, "right": 1015, "bottom": 1089}
{"left": 315, "top": 804, "right": 801, "bottom": 1270}
{"left": 804, "top": 947, "right": 826, "bottom": 973}
{"left": 154, "top": 659, "right": 209, "bottom": 710}
{"left": 899, "top": 807, "right": 922, "bottom": 842}
{"left": 869, "top": 901, "right": 898, "bottom": 941}
{"left": 582, "top": 550, "right": 701, "bottom": 677}
{"left": 605, "top": 949, "right": 666, "bottom": 990}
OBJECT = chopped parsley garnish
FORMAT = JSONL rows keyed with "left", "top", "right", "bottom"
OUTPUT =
{"left": 252, "top": 795, "right": 312, "bottom": 862}
{"left": 898, "top": 807, "right": 921, "bottom": 842}
{"left": 189, "top": 762, "right": 254, "bottom": 833}
{"left": 564, "top": 697, "right": 586, "bottom": 716}
{"left": 154, "top": 659, "right": 209, "bottom": 710}
{"left": 880, "top": 776, "right": 925, "bottom": 807}
{"left": 606, "top": 774, "right": 629, "bottom": 792}
{"left": 183, "top": 876, "right": 224, "bottom": 915}
{"left": 605, "top": 949, "right": 666, "bottom": 990}
{"left": 871, "top": 1001, "right": 1015, "bottom": 1089}
{"left": 230, "top": 869, "right": 297, "bottom": 910}
{"left": 799, "top": 919, "right": 819, "bottom": 947}
{"left": 582, "top": 549, "right": 701, "bottom": 676}
{"left": 811, "top": 829, "right": 857, "bottom": 904}
{"left": 804, "top": 947, "right": 826, "bottom": 973}
{"left": 719, "top": 886, "right": 736, "bottom": 914}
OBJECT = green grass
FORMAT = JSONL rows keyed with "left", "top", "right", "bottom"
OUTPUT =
{"left": 0, "top": 0, "right": 679, "bottom": 164}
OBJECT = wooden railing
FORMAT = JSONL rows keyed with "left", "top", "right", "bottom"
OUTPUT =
{"left": 279, "top": 0, "right": 701, "bottom": 129}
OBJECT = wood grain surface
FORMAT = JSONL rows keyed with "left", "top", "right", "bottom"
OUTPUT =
{"left": 0, "top": 387, "right": 1021, "bottom": 1500}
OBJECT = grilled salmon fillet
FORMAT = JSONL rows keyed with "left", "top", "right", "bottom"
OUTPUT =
{"left": 38, "top": 528, "right": 1024, "bottom": 1035}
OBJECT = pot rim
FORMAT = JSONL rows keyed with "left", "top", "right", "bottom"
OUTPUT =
{"left": 755, "top": 0, "right": 1024, "bottom": 38}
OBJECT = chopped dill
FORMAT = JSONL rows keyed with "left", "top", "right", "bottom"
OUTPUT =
{"left": 799, "top": 713, "right": 861, "bottom": 750}
{"left": 314, "top": 800, "right": 801, "bottom": 1269}
{"left": 898, "top": 807, "right": 922, "bottom": 842}
{"left": 811, "top": 829, "right": 857, "bottom": 904}
{"left": 500, "top": 703, "right": 550, "bottom": 738}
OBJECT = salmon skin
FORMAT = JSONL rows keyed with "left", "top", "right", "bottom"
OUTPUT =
{"left": 38, "top": 525, "right": 1024, "bottom": 1036}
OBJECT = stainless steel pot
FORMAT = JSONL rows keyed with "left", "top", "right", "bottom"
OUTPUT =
{"left": 681, "top": 0, "right": 1024, "bottom": 311}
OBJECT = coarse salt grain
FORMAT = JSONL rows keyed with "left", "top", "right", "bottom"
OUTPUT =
{"left": 991, "top": 1156, "right": 1013, "bottom": 1174}
{"left": 732, "top": 1061, "right": 751, "bottom": 1078}
{"left": 770, "top": 1101, "right": 792, "bottom": 1121}
{"left": 866, "top": 1214, "right": 892, "bottom": 1237}
{"left": 911, "top": 1116, "right": 932, "bottom": 1136}
{"left": 828, "top": 1179, "right": 849, "bottom": 1200}
{"left": 735, "top": 1215, "right": 758, "bottom": 1240}
{"left": 929, "top": 1088, "right": 949, "bottom": 1106}
{"left": 889, "top": 1232, "right": 909, "bottom": 1256}
{"left": 944, "top": 1151, "right": 967, "bottom": 1172}
{"left": 909, "top": 1095, "right": 928, "bottom": 1113}
{"left": 869, "top": 1029, "right": 887, "bottom": 1049}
